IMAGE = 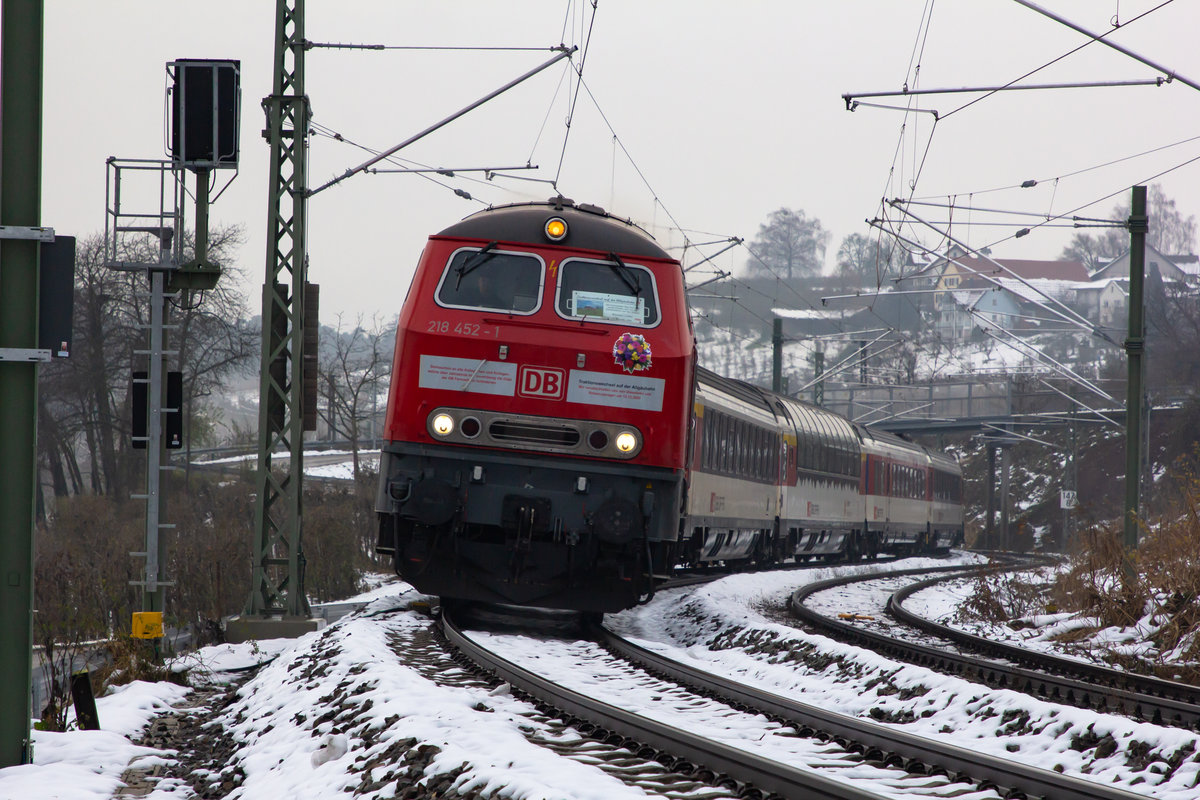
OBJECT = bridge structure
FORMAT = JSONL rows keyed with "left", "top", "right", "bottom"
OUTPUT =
{"left": 817, "top": 377, "right": 1127, "bottom": 436}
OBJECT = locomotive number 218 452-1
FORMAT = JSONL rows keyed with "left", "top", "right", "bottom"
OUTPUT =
{"left": 426, "top": 320, "right": 498, "bottom": 337}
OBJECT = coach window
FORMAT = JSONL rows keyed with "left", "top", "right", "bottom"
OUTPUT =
{"left": 732, "top": 418, "right": 743, "bottom": 476}
{"left": 725, "top": 415, "right": 734, "bottom": 473}
{"left": 720, "top": 414, "right": 732, "bottom": 474}
{"left": 749, "top": 426, "right": 760, "bottom": 479}
{"left": 734, "top": 419, "right": 744, "bottom": 474}
{"left": 758, "top": 428, "right": 769, "bottom": 480}
{"left": 792, "top": 406, "right": 813, "bottom": 471}
{"left": 802, "top": 411, "right": 819, "bottom": 472}
{"left": 436, "top": 248, "right": 544, "bottom": 313}
{"left": 811, "top": 417, "right": 830, "bottom": 472}
{"left": 556, "top": 257, "right": 660, "bottom": 327}
{"left": 754, "top": 427, "right": 765, "bottom": 480}
{"left": 711, "top": 414, "right": 720, "bottom": 471}
{"left": 842, "top": 430, "right": 856, "bottom": 476}
{"left": 712, "top": 414, "right": 722, "bottom": 471}
{"left": 792, "top": 410, "right": 808, "bottom": 471}
{"left": 700, "top": 417, "right": 710, "bottom": 472}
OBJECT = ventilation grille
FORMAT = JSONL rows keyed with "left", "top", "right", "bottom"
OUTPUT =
{"left": 488, "top": 420, "right": 581, "bottom": 448}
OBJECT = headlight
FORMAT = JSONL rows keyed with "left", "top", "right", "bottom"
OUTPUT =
{"left": 431, "top": 413, "right": 455, "bottom": 436}
{"left": 615, "top": 431, "right": 638, "bottom": 453}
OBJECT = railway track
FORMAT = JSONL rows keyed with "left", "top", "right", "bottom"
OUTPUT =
{"left": 793, "top": 563, "right": 1200, "bottom": 730}
{"left": 442, "top": 607, "right": 1146, "bottom": 800}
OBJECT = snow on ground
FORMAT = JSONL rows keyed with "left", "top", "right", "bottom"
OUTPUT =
{"left": 902, "top": 566, "right": 1200, "bottom": 676}
{"left": 0, "top": 681, "right": 191, "bottom": 800}
{"left": 608, "top": 557, "right": 1200, "bottom": 799}
{"left": 304, "top": 452, "right": 380, "bottom": 481}
{"left": 211, "top": 593, "right": 696, "bottom": 800}
{"left": 341, "top": 571, "right": 407, "bottom": 604}
{"left": 6, "top": 556, "right": 1200, "bottom": 799}
{"left": 190, "top": 449, "right": 379, "bottom": 481}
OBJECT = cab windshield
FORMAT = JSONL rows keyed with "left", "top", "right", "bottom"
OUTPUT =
{"left": 555, "top": 257, "right": 660, "bottom": 326}
{"left": 436, "top": 247, "right": 543, "bottom": 313}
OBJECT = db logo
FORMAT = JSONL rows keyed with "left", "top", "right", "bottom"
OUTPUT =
{"left": 518, "top": 366, "right": 565, "bottom": 400}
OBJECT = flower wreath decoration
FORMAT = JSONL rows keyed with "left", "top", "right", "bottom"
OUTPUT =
{"left": 613, "top": 332, "right": 652, "bottom": 373}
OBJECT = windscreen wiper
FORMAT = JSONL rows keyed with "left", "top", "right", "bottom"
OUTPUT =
{"left": 606, "top": 251, "right": 641, "bottom": 297}
{"left": 455, "top": 241, "right": 500, "bottom": 288}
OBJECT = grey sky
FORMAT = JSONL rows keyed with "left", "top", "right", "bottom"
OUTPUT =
{"left": 43, "top": 1, "right": 1200, "bottom": 319}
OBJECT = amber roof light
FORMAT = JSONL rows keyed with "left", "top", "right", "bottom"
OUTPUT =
{"left": 544, "top": 217, "right": 568, "bottom": 242}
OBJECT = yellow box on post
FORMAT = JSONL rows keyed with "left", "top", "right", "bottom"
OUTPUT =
{"left": 131, "top": 612, "right": 164, "bottom": 639}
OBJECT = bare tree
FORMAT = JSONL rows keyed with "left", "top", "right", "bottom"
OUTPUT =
{"left": 836, "top": 231, "right": 902, "bottom": 287}
{"left": 317, "top": 314, "right": 394, "bottom": 480}
{"left": 746, "top": 207, "right": 829, "bottom": 280}
{"left": 169, "top": 226, "right": 258, "bottom": 483}
{"left": 36, "top": 225, "right": 253, "bottom": 503}
{"left": 1062, "top": 183, "right": 1197, "bottom": 270}
{"left": 33, "top": 497, "right": 140, "bottom": 729}
{"left": 1060, "top": 229, "right": 1125, "bottom": 272}
{"left": 38, "top": 235, "right": 143, "bottom": 502}
{"left": 1110, "top": 184, "right": 1198, "bottom": 257}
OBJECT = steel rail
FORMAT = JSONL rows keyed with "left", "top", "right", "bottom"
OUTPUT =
{"left": 441, "top": 611, "right": 890, "bottom": 800}
{"left": 790, "top": 563, "right": 1200, "bottom": 731}
{"left": 600, "top": 615, "right": 1144, "bottom": 800}
{"left": 889, "top": 573, "right": 1200, "bottom": 727}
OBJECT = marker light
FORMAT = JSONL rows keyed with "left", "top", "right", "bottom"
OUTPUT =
{"left": 431, "top": 413, "right": 455, "bottom": 436}
{"left": 615, "top": 431, "right": 638, "bottom": 453}
{"left": 544, "top": 217, "right": 568, "bottom": 241}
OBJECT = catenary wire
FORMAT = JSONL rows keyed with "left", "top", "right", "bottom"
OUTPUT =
{"left": 939, "top": 0, "right": 1176, "bottom": 121}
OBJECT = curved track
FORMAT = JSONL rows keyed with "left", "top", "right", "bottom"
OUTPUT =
{"left": 890, "top": 571, "right": 1200, "bottom": 728}
{"left": 443, "top": 606, "right": 1147, "bottom": 800}
{"left": 793, "top": 564, "right": 1200, "bottom": 730}
{"left": 443, "top": 610, "right": 885, "bottom": 800}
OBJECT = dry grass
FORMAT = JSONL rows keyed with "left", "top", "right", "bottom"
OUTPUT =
{"left": 1051, "top": 464, "right": 1200, "bottom": 680}
{"left": 954, "top": 460, "right": 1200, "bottom": 682}
{"left": 96, "top": 636, "right": 189, "bottom": 688}
{"left": 953, "top": 567, "right": 1051, "bottom": 625}
{"left": 32, "top": 471, "right": 385, "bottom": 724}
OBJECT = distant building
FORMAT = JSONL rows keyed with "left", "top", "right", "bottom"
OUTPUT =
{"left": 1091, "top": 243, "right": 1194, "bottom": 283}
{"left": 1167, "top": 253, "right": 1199, "bottom": 281}
{"left": 944, "top": 255, "right": 1090, "bottom": 286}
{"left": 935, "top": 288, "right": 1023, "bottom": 342}
{"left": 1072, "top": 278, "right": 1128, "bottom": 330}
{"left": 888, "top": 243, "right": 1198, "bottom": 345}
{"left": 900, "top": 251, "right": 1089, "bottom": 343}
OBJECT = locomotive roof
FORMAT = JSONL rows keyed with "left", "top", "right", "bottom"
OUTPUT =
{"left": 436, "top": 199, "right": 671, "bottom": 260}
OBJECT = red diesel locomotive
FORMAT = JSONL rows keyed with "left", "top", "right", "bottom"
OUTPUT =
{"left": 375, "top": 199, "right": 696, "bottom": 611}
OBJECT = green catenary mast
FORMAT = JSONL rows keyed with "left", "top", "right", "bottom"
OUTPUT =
{"left": 0, "top": 0, "right": 43, "bottom": 767}
{"left": 232, "top": 0, "right": 317, "bottom": 638}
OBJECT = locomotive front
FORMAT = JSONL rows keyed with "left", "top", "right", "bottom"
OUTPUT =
{"left": 376, "top": 200, "right": 695, "bottom": 612}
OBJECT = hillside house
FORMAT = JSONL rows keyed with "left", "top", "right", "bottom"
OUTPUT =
{"left": 935, "top": 288, "right": 1023, "bottom": 342}
{"left": 1092, "top": 243, "right": 1195, "bottom": 283}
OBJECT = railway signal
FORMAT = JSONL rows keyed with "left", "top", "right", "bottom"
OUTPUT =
{"left": 104, "top": 57, "right": 241, "bottom": 637}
